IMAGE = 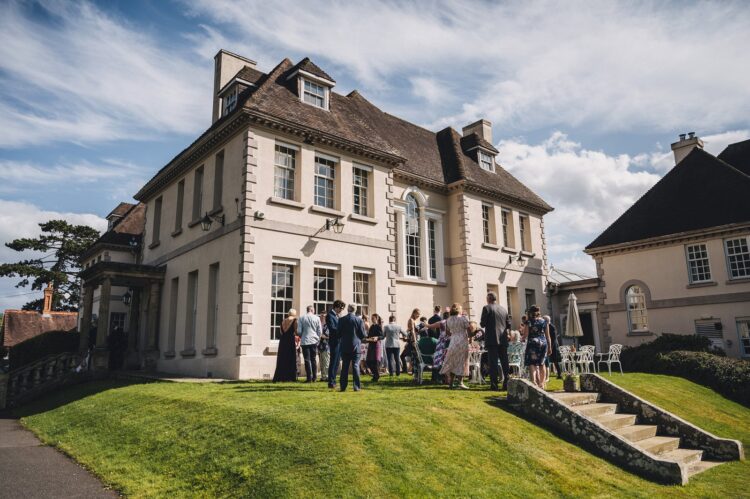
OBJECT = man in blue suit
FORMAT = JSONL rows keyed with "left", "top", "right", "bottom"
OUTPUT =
{"left": 338, "top": 304, "right": 367, "bottom": 392}
{"left": 326, "top": 300, "right": 346, "bottom": 389}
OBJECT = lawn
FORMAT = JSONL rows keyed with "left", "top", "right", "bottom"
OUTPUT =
{"left": 15, "top": 373, "right": 749, "bottom": 498}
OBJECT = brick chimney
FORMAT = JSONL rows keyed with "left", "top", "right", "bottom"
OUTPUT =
{"left": 42, "top": 282, "right": 53, "bottom": 317}
{"left": 671, "top": 132, "right": 704, "bottom": 165}
{"left": 462, "top": 119, "right": 493, "bottom": 143}
{"left": 212, "top": 49, "right": 257, "bottom": 123}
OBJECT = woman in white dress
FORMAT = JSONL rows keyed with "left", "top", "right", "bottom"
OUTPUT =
{"left": 439, "top": 303, "right": 471, "bottom": 390}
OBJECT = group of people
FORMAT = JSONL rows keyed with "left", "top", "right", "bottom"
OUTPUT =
{"left": 272, "top": 292, "right": 561, "bottom": 392}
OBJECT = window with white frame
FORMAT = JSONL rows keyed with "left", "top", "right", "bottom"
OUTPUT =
{"left": 352, "top": 166, "right": 369, "bottom": 216}
{"left": 626, "top": 285, "right": 648, "bottom": 333}
{"left": 222, "top": 88, "right": 238, "bottom": 116}
{"left": 519, "top": 214, "right": 530, "bottom": 252}
{"left": 313, "top": 267, "right": 335, "bottom": 315}
{"left": 482, "top": 203, "right": 494, "bottom": 244}
{"left": 686, "top": 243, "right": 712, "bottom": 283}
{"left": 303, "top": 79, "right": 326, "bottom": 109}
{"left": 271, "top": 263, "right": 295, "bottom": 340}
{"left": 737, "top": 318, "right": 750, "bottom": 357}
{"left": 428, "top": 219, "right": 437, "bottom": 280}
{"left": 274, "top": 144, "right": 296, "bottom": 200}
{"left": 479, "top": 150, "right": 495, "bottom": 172}
{"left": 352, "top": 271, "right": 371, "bottom": 317}
{"left": 725, "top": 237, "right": 750, "bottom": 279}
{"left": 501, "top": 209, "right": 511, "bottom": 247}
{"left": 405, "top": 194, "right": 421, "bottom": 278}
{"left": 314, "top": 155, "right": 336, "bottom": 208}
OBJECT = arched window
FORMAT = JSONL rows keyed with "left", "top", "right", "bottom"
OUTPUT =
{"left": 626, "top": 285, "right": 648, "bottom": 333}
{"left": 405, "top": 194, "right": 421, "bottom": 277}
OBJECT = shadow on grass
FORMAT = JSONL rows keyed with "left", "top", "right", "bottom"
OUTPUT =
{"left": 9, "top": 378, "right": 144, "bottom": 419}
{"left": 223, "top": 376, "right": 487, "bottom": 393}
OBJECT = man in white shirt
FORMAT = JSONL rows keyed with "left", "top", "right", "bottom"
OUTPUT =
{"left": 383, "top": 315, "right": 404, "bottom": 376}
{"left": 297, "top": 305, "right": 322, "bottom": 382}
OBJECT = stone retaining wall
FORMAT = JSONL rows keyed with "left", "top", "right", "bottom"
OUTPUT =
{"left": 581, "top": 374, "right": 744, "bottom": 461}
{"left": 507, "top": 378, "right": 687, "bottom": 485}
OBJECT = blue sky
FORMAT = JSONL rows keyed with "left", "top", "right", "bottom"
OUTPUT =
{"left": 1, "top": 0, "right": 749, "bottom": 310}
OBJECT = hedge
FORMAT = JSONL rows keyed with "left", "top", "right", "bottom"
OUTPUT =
{"left": 620, "top": 333, "right": 748, "bottom": 407}
{"left": 656, "top": 351, "right": 750, "bottom": 407}
{"left": 8, "top": 330, "right": 80, "bottom": 371}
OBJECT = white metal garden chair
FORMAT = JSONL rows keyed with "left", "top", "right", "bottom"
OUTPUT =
{"left": 508, "top": 342, "right": 525, "bottom": 378}
{"left": 469, "top": 349, "right": 484, "bottom": 384}
{"left": 576, "top": 345, "right": 597, "bottom": 374}
{"left": 559, "top": 345, "right": 575, "bottom": 374}
{"left": 597, "top": 344, "right": 624, "bottom": 375}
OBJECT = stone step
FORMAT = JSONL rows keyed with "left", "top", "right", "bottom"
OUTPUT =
{"left": 592, "top": 413, "right": 637, "bottom": 430}
{"left": 687, "top": 460, "right": 723, "bottom": 477}
{"left": 575, "top": 402, "right": 618, "bottom": 417}
{"left": 550, "top": 391, "right": 600, "bottom": 406}
{"left": 661, "top": 448, "right": 704, "bottom": 466}
{"left": 637, "top": 436, "right": 681, "bottom": 456}
{"left": 614, "top": 424, "right": 658, "bottom": 442}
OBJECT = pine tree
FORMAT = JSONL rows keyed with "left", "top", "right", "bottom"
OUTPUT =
{"left": 0, "top": 220, "right": 100, "bottom": 311}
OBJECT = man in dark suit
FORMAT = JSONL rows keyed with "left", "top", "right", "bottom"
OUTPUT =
{"left": 326, "top": 299, "right": 346, "bottom": 389}
{"left": 338, "top": 304, "right": 367, "bottom": 392}
{"left": 480, "top": 291, "right": 510, "bottom": 391}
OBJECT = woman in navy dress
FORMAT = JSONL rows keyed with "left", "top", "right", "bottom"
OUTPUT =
{"left": 523, "top": 305, "right": 552, "bottom": 389}
{"left": 273, "top": 309, "right": 298, "bottom": 382}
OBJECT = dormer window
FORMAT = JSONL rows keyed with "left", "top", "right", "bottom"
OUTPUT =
{"left": 222, "top": 90, "right": 238, "bottom": 116}
{"left": 479, "top": 150, "right": 495, "bottom": 172}
{"left": 302, "top": 79, "right": 327, "bottom": 109}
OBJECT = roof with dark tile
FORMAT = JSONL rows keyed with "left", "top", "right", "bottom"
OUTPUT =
{"left": 292, "top": 57, "right": 336, "bottom": 83}
{"left": 107, "top": 202, "right": 135, "bottom": 219}
{"left": 586, "top": 147, "right": 750, "bottom": 250}
{"left": 460, "top": 133, "right": 499, "bottom": 154}
{"left": 138, "top": 56, "right": 552, "bottom": 212}
{"left": 1, "top": 310, "right": 78, "bottom": 348}
{"left": 82, "top": 203, "right": 145, "bottom": 258}
{"left": 236, "top": 65, "right": 265, "bottom": 85}
{"left": 718, "top": 138, "right": 750, "bottom": 176}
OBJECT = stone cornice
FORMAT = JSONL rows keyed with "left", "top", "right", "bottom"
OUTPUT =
{"left": 462, "top": 182, "right": 552, "bottom": 216}
{"left": 585, "top": 222, "right": 750, "bottom": 257}
{"left": 392, "top": 170, "right": 449, "bottom": 193}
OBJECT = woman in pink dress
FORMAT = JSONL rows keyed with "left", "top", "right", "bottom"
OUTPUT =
{"left": 439, "top": 303, "right": 471, "bottom": 390}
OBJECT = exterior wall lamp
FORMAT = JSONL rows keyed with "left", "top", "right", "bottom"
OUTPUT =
{"left": 325, "top": 217, "right": 345, "bottom": 234}
{"left": 507, "top": 254, "right": 526, "bottom": 266}
{"left": 200, "top": 212, "right": 225, "bottom": 231}
{"left": 122, "top": 290, "right": 132, "bottom": 306}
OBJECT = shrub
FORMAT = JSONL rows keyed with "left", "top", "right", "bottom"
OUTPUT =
{"left": 8, "top": 330, "right": 80, "bottom": 371}
{"left": 620, "top": 333, "right": 714, "bottom": 372}
{"left": 657, "top": 351, "right": 750, "bottom": 407}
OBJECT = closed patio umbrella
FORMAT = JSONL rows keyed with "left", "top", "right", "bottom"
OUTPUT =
{"left": 565, "top": 292, "right": 584, "bottom": 348}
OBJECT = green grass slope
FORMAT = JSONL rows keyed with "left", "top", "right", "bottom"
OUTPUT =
{"left": 16, "top": 374, "right": 749, "bottom": 498}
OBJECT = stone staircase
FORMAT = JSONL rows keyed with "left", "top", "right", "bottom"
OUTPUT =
{"left": 550, "top": 391, "right": 722, "bottom": 478}
{"left": 507, "top": 374, "right": 743, "bottom": 485}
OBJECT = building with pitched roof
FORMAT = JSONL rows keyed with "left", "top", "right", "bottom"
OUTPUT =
{"left": 1, "top": 284, "right": 77, "bottom": 350}
{"left": 78, "top": 50, "right": 553, "bottom": 378}
{"left": 575, "top": 134, "right": 750, "bottom": 358}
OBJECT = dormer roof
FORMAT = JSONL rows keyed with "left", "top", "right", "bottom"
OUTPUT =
{"left": 287, "top": 57, "right": 336, "bottom": 85}
{"left": 460, "top": 133, "right": 499, "bottom": 154}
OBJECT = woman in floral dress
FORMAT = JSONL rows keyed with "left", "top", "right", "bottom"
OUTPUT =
{"left": 523, "top": 305, "right": 552, "bottom": 389}
{"left": 439, "top": 304, "right": 471, "bottom": 390}
{"left": 426, "top": 311, "right": 448, "bottom": 384}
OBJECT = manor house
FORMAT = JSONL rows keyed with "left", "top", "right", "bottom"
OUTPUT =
{"left": 78, "top": 50, "right": 552, "bottom": 379}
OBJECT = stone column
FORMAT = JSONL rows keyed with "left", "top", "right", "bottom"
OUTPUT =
{"left": 91, "top": 278, "right": 111, "bottom": 371}
{"left": 125, "top": 287, "right": 142, "bottom": 369}
{"left": 143, "top": 282, "right": 161, "bottom": 370}
{"left": 79, "top": 285, "right": 94, "bottom": 353}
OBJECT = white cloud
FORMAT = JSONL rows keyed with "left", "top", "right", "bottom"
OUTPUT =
{"left": 0, "top": 158, "right": 149, "bottom": 187}
{"left": 0, "top": 199, "right": 106, "bottom": 310}
{"left": 186, "top": 0, "right": 750, "bottom": 134}
{"left": 497, "top": 132, "right": 663, "bottom": 274}
{"left": 702, "top": 130, "right": 750, "bottom": 156}
{"left": 0, "top": 1, "right": 211, "bottom": 148}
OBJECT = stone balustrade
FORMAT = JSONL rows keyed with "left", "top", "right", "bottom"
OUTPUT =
{"left": 0, "top": 352, "right": 82, "bottom": 409}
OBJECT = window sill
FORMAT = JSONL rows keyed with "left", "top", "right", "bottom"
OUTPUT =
{"left": 627, "top": 330, "right": 653, "bottom": 337}
{"left": 686, "top": 281, "right": 717, "bottom": 289}
{"left": 309, "top": 205, "right": 345, "bottom": 217}
{"left": 726, "top": 277, "right": 750, "bottom": 285}
{"left": 148, "top": 241, "right": 160, "bottom": 249}
{"left": 348, "top": 213, "right": 378, "bottom": 225}
{"left": 171, "top": 228, "right": 183, "bottom": 237}
{"left": 163, "top": 350, "right": 176, "bottom": 359}
{"left": 268, "top": 197, "right": 305, "bottom": 209}
{"left": 482, "top": 242, "right": 501, "bottom": 250}
{"left": 501, "top": 246, "right": 518, "bottom": 254}
{"left": 520, "top": 250, "right": 536, "bottom": 258}
{"left": 265, "top": 343, "right": 280, "bottom": 354}
{"left": 180, "top": 348, "right": 196, "bottom": 358}
{"left": 188, "top": 218, "right": 202, "bottom": 228}
{"left": 395, "top": 277, "right": 447, "bottom": 287}
{"left": 209, "top": 206, "right": 224, "bottom": 216}
{"left": 202, "top": 347, "right": 218, "bottom": 357}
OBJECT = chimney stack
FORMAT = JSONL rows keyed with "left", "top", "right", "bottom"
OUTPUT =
{"left": 42, "top": 282, "right": 53, "bottom": 317}
{"left": 671, "top": 131, "right": 704, "bottom": 165}
{"left": 462, "top": 119, "right": 493, "bottom": 144}
{"left": 212, "top": 49, "right": 257, "bottom": 123}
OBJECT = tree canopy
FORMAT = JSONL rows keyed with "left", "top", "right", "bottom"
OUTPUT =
{"left": 0, "top": 220, "right": 100, "bottom": 311}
